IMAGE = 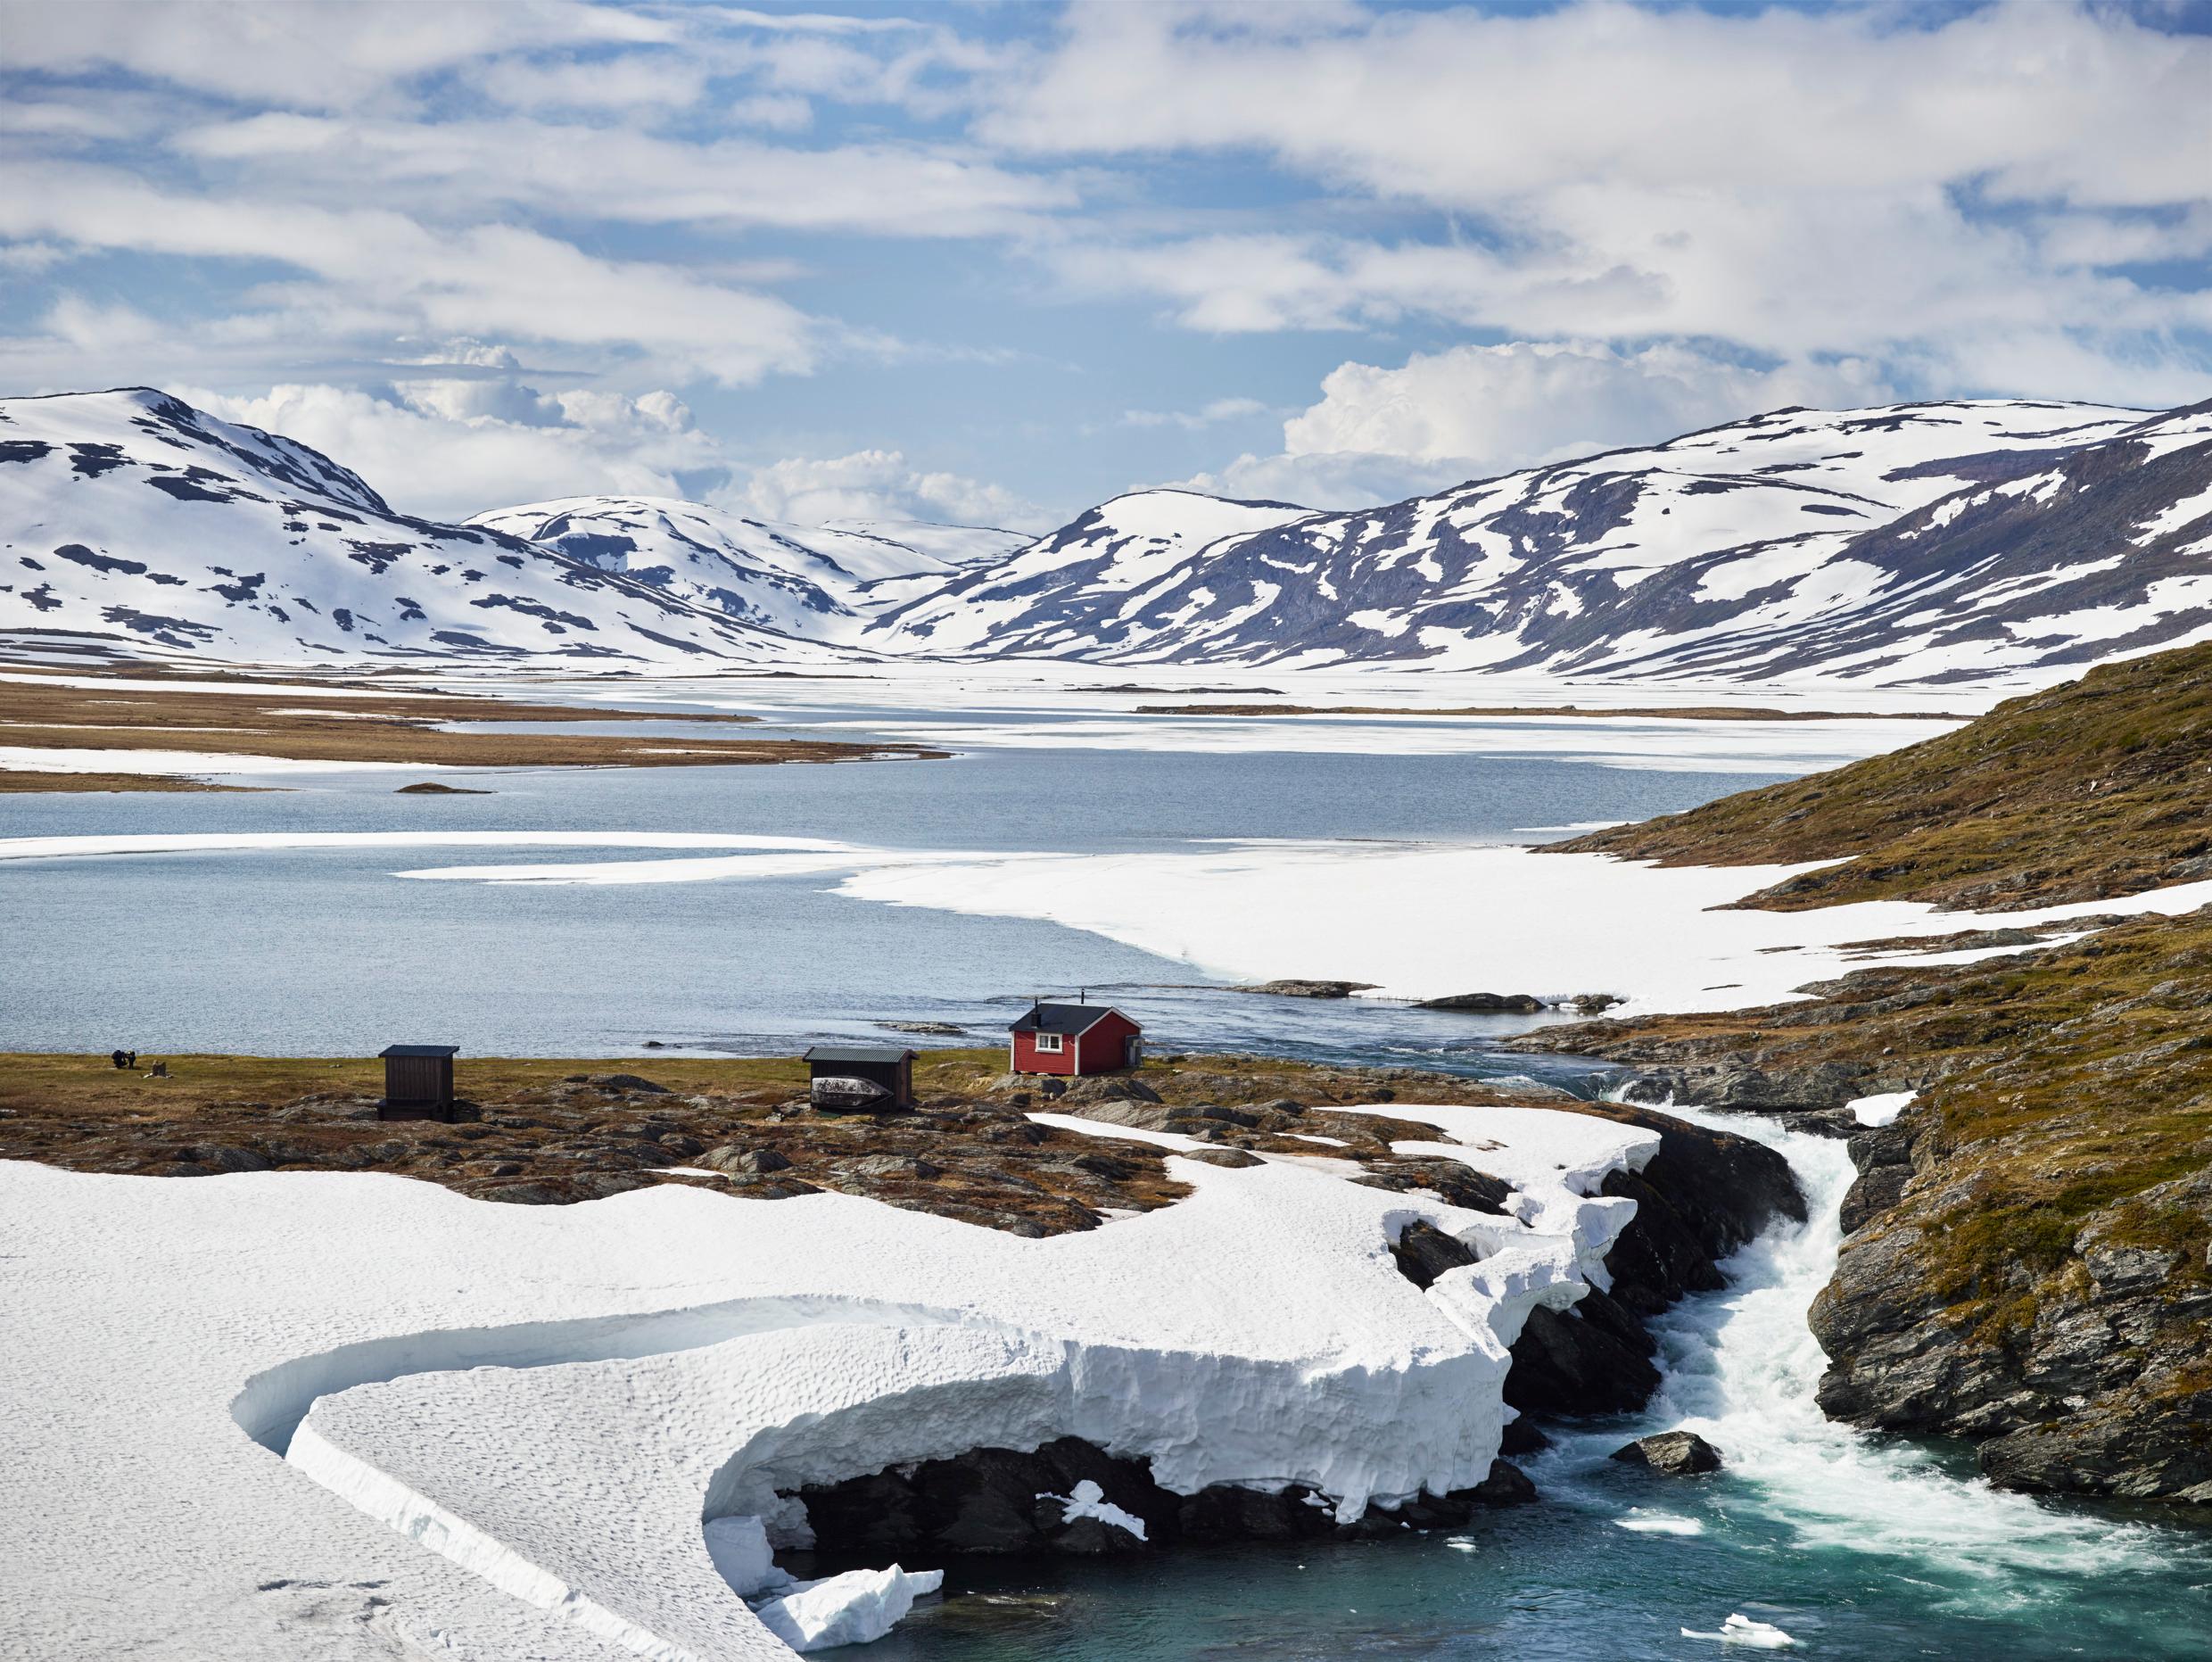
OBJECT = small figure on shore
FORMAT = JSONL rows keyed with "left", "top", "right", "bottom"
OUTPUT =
{"left": 146, "top": 1060, "right": 166, "bottom": 1078}
{"left": 110, "top": 1049, "right": 128, "bottom": 1070}
{"left": 128, "top": 1050, "right": 139, "bottom": 1070}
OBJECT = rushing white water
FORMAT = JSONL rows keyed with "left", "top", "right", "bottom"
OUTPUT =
{"left": 1539, "top": 1105, "right": 2205, "bottom": 1613}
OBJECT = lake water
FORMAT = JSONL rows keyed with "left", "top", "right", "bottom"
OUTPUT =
{"left": 0, "top": 697, "right": 1826, "bottom": 1064}
{"left": 6, "top": 687, "right": 2208, "bottom": 1657}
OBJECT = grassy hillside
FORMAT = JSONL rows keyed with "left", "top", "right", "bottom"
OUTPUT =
{"left": 1554, "top": 641, "right": 2212, "bottom": 911}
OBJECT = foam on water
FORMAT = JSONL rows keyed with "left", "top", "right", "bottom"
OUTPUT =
{"left": 1540, "top": 1103, "right": 2209, "bottom": 1625}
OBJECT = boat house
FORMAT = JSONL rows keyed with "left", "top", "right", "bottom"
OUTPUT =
{"left": 1010, "top": 1002, "right": 1143, "bottom": 1078}
{"left": 377, "top": 1044, "right": 458, "bottom": 1121}
{"left": 804, "top": 1045, "right": 918, "bottom": 1112}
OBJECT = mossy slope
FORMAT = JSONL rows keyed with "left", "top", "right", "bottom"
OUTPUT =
{"left": 1553, "top": 641, "right": 2212, "bottom": 911}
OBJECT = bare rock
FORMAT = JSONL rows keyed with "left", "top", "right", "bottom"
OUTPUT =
{"left": 1463, "top": 1459, "right": 1539, "bottom": 1506}
{"left": 705, "top": 1145, "right": 791, "bottom": 1176}
{"left": 1506, "top": 1303, "right": 1663, "bottom": 1416}
{"left": 1232, "top": 980, "right": 1378, "bottom": 999}
{"left": 1389, "top": 1219, "right": 1480, "bottom": 1289}
{"left": 586, "top": 1073, "right": 670, "bottom": 1095}
{"left": 1416, "top": 991, "right": 1546, "bottom": 1013}
{"left": 1610, "top": 1430, "right": 1723, "bottom": 1475}
{"left": 1057, "top": 1075, "right": 1163, "bottom": 1106}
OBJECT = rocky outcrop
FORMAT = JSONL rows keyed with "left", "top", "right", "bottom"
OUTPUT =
{"left": 1619, "top": 1061, "right": 1878, "bottom": 1113}
{"left": 1611, "top": 1431, "right": 1722, "bottom": 1475}
{"left": 1390, "top": 1220, "right": 1481, "bottom": 1289}
{"left": 1417, "top": 991, "right": 1546, "bottom": 1013}
{"left": 1810, "top": 1107, "right": 2212, "bottom": 1504}
{"left": 1504, "top": 1103, "right": 1803, "bottom": 1420}
{"left": 1231, "top": 979, "right": 1378, "bottom": 999}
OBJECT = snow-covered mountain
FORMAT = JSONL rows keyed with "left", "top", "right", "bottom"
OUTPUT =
{"left": 7, "top": 387, "right": 2210, "bottom": 684}
{"left": 0, "top": 389, "right": 806, "bottom": 665}
{"left": 865, "top": 399, "right": 2212, "bottom": 683}
{"left": 868, "top": 489, "right": 1317, "bottom": 657}
{"left": 466, "top": 496, "right": 1025, "bottom": 644}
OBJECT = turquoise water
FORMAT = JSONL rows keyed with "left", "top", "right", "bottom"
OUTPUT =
{"left": 846, "top": 1117, "right": 2212, "bottom": 1660}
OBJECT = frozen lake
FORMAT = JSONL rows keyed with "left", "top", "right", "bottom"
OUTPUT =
{"left": 0, "top": 689, "right": 1883, "bottom": 1065}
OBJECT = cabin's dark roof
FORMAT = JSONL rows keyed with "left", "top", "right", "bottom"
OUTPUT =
{"left": 1010, "top": 1002, "right": 1133, "bottom": 1037}
{"left": 378, "top": 1045, "right": 459, "bottom": 1059}
{"left": 804, "top": 1045, "right": 919, "bottom": 1065}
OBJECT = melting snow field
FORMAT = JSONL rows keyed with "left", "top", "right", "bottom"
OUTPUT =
{"left": 837, "top": 842, "right": 2212, "bottom": 1016}
{"left": 0, "top": 1101, "right": 1655, "bottom": 1660}
{"left": 12, "top": 827, "right": 2212, "bottom": 1019}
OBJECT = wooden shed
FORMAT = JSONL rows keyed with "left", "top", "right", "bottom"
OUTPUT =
{"left": 378, "top": 1044, "right": 458, "bottom": 1120}
{"left": 1010, "top": 1003, "right": 1143, "bottom": 1078}
{"left": 804, "top": 1045, "right": 918, "bottom": 1112}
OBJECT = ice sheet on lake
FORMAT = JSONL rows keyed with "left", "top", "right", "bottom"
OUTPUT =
{"left": 12, "top": 828, "right": 2209, "bottom": 1018}
{"left": 838, "top": 839, "right": 2212, "bottom": 1016}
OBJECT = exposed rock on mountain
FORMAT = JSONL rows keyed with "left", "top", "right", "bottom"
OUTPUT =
{"left": 0, "top": 389, "right": 788, "bottom": 663}
{"left": 8, "top": 388, "right": 2210, "bottom": 686}
{"left": 467, "top": 495, "right": 1024, "bottom": 642}
{"left": 867, "top": 399, "right": 2212, "bottom": 685}
{"left": 866, "top": 488, "right": 1316, "bottom": 657}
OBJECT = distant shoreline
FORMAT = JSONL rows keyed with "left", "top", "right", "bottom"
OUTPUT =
{"left": 1134, "top": 702, "right": 1959, "bottom": 721}
{"left": 0, "top": 666, "right": 942, "bottom": 792}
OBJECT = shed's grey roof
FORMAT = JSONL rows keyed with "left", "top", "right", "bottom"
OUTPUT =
{"left": 804, "top": 1045, "right": 919, "bottom": 1065}
{"left": 378, "top": 1045, "right": 459, "bottom": 1058}
{"left": 1010, "top": 1002, "right": 1133, "bottom": 1037}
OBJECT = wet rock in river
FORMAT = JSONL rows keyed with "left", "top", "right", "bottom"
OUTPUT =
{"left": 1231, "top": 980, "right": 1379, "bottom": 999}
{"left": 1610, "top": 1431, "right": 1723, "bottom": 1476}
{"left": 1416, "top": 991, "right": 1547, "bottom": 1013}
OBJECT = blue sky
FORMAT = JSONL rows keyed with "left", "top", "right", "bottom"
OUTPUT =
{"left": 1, "top": 0, "right": 2207, "bottom": 528}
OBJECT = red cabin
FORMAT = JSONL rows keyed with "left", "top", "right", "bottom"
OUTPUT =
{"left": 1010, "top": 1002, "right": 1143, "bottom": 1078}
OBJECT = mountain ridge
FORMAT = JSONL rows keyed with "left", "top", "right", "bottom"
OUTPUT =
{"left": 863, "top": 397, "right": 2212, "bottom": 683}
{"left": 5, "top": 386, "right": 2210, "bottom": 685}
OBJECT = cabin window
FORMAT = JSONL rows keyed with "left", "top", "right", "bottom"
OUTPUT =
{"left": 1035, "top": 1032, "right": 1064, "bottom": 1053}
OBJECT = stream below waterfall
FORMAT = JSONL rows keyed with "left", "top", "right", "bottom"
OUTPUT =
{"left": 853, "top": 1113, "right": 2212, "bottom": 1660}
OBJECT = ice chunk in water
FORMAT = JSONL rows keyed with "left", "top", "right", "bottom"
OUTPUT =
{"left": 1681, "top": 1612, "right": 1796, "bottom": 1648}
{"left": 755, "top": 1564, "right": 945, "bottom": 1652}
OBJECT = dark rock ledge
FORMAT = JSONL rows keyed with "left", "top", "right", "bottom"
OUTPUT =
{"left": 788, "top": 1435, "right": 1536, "bottom": 1566}
{"left": 783, "top": 1102, "right": 1801, "bottom": 1578}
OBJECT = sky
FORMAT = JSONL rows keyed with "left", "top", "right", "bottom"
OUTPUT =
{"left": 1, "top": 0, "right": 2208, "bottom": 531}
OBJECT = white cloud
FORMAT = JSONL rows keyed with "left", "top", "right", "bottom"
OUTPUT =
{"left": 173, "top": 115, "right": 1072, "bottom": 238}
{"left": 718, "top": 450, "right": 1049, "bottom": 531}
{"left": 173, "top": 381, "right": 1050, "bottom": 535}
{"left": 984, "top": 2, "right": 2208, "bottom": 211}
{"left": 1171, "top": 339, "right": 1895, "bottom": 509}
{"left": 184, "top": 381, "right": 722, "bottom": 523}
{"left": 0, "top": 0, "right": 671, "bottom": 112}
{"left": 1282, "top": 341, "right": 1889, "bottom": 467}
{"left": 1119, "top": 396, "right": 1269, "bottom": 429}
{"left": 0, "top": 161, "right": 820, "bottom": 388}
{"left": 1002, "top": 3, "right": 2212, "bottom": 408}
{"left": 474, "top": 53, "right": 712, "bottom": 114}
